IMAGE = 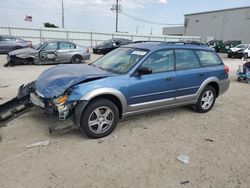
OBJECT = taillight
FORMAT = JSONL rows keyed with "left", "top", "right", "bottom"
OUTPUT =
{"left": 224, "top": 65, "right": 229, "bottom": 73}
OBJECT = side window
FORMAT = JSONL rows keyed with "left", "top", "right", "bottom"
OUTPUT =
{"left": 175, "top": 49, "right": 200, "bottom": 70}
{"left": 59, "top": 42, "right": 75, "bottom": 50}
{"left": 142, "top": 50, "right": 174, "bottom": 73}
{"left": 195, "top": 50, "right": 222, "bottom": 66}
{"left": 2, "top": 37, "right": 16, "bottom": 41}
{"left": 43, "top": 42, "right": 58, "bottom": 51}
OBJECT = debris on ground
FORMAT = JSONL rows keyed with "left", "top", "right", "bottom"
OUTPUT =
{"left": 205, "top": 138, "right": 214, "bottom": 142}
{"left": 177, "top": 154, "right": 190, "bottom": 164}
{"left": 0, "top": 85, "right": 9, "bottom": 88}
{"left": 25, "top": 140, "right": 50, "bottom": 149}
{"left": 0, "top": 97, "right": 3, "bottom": 100}
{"left": 180, "top": 180, "right": 190, "bottom": 185}
{"left": 97, "top": 140, "right": 103, "bottom": 144}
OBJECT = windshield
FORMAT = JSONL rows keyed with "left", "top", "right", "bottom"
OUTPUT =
{"left": 92, "top": 48, "right": 148, "bottom": 74}
{"left": 103, "top": 39, "right": 114, "bottom": 45}
{"left": 34, "top": 42, "right": 46, "bottom": 50}
{"left": 235, "top": 44, "right": 248, "bottom": 49}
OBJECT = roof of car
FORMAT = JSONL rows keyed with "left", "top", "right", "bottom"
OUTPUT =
{"left": 124, "top": 42, "right": 214, "bottom": 51}
{"left": 43, "top": 40, "right": 76, "bottom": 43}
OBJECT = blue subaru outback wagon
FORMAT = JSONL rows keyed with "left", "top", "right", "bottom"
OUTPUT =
{"left": 0, "top": 42, "right": 230, "bottom": 138}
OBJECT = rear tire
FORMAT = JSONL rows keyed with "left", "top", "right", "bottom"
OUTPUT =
{"left": 79, "top": 98, "right": 119, "bottom": 139}
{"left": 192, "top": 86, "right": 216, "bottom": 113}
{"left": 227, "top": 54, "right": 231, "bottom": 58}
{"left": 71, "top": 55, "right": 83, "bottom": 64}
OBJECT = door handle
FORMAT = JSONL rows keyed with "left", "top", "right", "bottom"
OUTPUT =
{"left": 166, "top": 77, "right": 174, "bottom": 81}
{"left": 199, "top": 73, "right": 205, "bottom": 77}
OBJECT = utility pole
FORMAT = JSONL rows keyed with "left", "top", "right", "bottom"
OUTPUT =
{"left": 62, "top": 0, "right": 65, "bottom": 28}
{"left": 115, "top": 0, "right": 119, "bottom": 32}
{"left": 111, "top": 0, "right": 120, "bottom": 32}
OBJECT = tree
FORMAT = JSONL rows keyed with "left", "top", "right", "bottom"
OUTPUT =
{"left": 43, "top": 22, "right": 59, "bottom": 28}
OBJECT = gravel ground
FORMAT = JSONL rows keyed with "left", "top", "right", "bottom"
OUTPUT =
{"left": 0, "top": 53, "right": 249, "bottom": 188}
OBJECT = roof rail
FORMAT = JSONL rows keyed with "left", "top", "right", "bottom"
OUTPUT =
{"left": 132, "top": 40, "right": 163, "bottom": 44}
{"left": 160, "top": 41, "right": 208, "bottom": 46}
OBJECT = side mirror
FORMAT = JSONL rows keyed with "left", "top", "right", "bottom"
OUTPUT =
{"left": 137, "top": 67, "right": 152, "bottom": 75}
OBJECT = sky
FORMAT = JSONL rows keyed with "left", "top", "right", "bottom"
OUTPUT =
{"left": 0, "top": 0, "right": 249, "bottom": 35}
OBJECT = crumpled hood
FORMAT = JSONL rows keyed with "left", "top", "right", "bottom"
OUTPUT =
{"left": 35, "top": 64, "right": 112, "bottom": 98}
{"left": 8, "top": 47, "right": 38, "bottom": 56}
{"left": 230, "top": 47, "right": 246, "bottom": 52}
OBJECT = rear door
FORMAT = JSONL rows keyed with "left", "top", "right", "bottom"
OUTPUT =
{"left": 174, "top": 49, "right": 206, "bottom": 101}
{"left": 129, "top": 49, "right": 176, "bottom": 110}
{"left": 57, "top": 42, "right": 76, "bottom": 63}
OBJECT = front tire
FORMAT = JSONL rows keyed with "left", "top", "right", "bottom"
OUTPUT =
{"left": 244, "top": 53, "right": 248, "bottom": 59}
{"left": 192, "top": 86, "right": 216, "bottom": 113}
{"left": 79, "top": 98, "right": 119, "bottom": 138}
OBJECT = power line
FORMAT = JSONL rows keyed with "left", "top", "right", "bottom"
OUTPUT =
{"left": 120, "top": 10, "right": 183, "bottom": 26}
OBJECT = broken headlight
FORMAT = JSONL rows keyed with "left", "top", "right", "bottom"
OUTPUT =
{"left": 53, "top": 95, "right": 68, "bottom": 105}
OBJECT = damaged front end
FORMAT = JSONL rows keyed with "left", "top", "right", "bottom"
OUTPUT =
{"left": 1, "top": 64, "right": 112, "bottom": 132}
{"left": 4, "top": 54, "right": 35, "bottom": 67}
{"left": 0, "top": 82, "right": 80, "bottom": 133}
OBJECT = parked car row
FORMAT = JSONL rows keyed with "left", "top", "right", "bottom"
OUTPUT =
{"left": 207, "top": 40, "right": 241, "bottom": 53}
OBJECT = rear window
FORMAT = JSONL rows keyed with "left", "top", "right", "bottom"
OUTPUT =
{"left": 195, "top": 51, "right": 222, "bottom": 66}
{"left": 59, "top": 42, "right": 76, "bottom": 50}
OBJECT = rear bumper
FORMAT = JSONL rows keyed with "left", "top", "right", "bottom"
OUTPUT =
{"left": 219, "top": 78, "right": 230, "bottom": 96}
{"left": 82, "top": 53, "right": 90, "bottom": 60}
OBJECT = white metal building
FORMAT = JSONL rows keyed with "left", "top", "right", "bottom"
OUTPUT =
{"left": 183, "top": 6, "right": 250, "bottom": 43}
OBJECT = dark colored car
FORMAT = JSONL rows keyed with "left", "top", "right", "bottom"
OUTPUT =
{"left": 207, "top": 40, "right": 223, "bottom": 52}
{"left": 93, "top": 38, "right": 132, "bottom": 54}
{"left": 0, "top": 42, "right": 230, "bottom": 138}
{"left": 0, "top": 35, "right": 32, "bottom": 54}
{"left": 227, "top": 44, "right": 250, "bottom": 58}
{"left": 5, "top": 40, "right": 90, "bottom": 67}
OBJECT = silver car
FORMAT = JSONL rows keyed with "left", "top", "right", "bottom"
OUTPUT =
{"left": 5, "top": 40, "right": 90, "bottom": 67}
{"left": 0, "top": 35, "right": 32, "bottom": 54}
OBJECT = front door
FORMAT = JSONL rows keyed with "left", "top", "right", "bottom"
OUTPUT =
{"left": 128, "top": 49, "right": 176, "bottom": 111}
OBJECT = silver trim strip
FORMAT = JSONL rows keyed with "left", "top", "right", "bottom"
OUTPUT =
{"left": 124, "top": 100, "right": 197, "bottom": 117}
{"left": 129, "top": 97, "right": 174, "bottom": 107}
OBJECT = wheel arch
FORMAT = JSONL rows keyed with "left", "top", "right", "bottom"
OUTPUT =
{"left": 197, "top": 77, "right": 220, "bottom": 98}
{"left": 80, "top": 88, "right": 128, "bottom": 118}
